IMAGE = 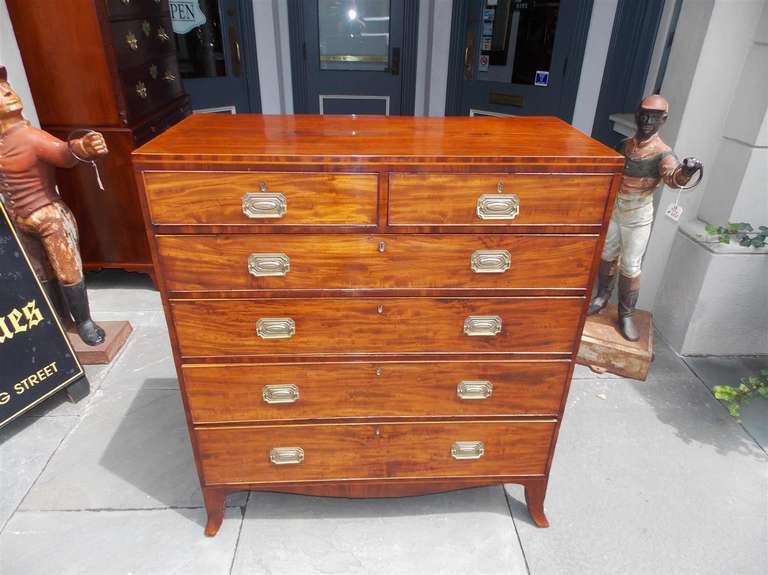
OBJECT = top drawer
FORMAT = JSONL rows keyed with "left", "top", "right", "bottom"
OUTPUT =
{"left": 143, "top": 172, "right": 378, "bottom": 226}
{"left": 389, "top": 174, "right": 613, "bottom": 226}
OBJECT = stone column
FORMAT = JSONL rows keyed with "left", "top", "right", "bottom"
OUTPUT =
{"left": 639, "top": 0, "right": 765, "bottom": 311}
{"left": 652, "top": 1, "right": 768, "bottom": 355}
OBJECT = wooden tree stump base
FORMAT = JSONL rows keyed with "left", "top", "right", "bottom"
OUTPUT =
{"left": 66, "top": 321, "right": 133, "bottom": 365}
{"left": 576, "top": 304, "right": 653, "bottom": 381}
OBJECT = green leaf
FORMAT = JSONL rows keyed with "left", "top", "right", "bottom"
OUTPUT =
{"left": 759, "top": 226, "right": 768, "bottom": 232}
{"left": 728, "top": 403, "right": 741, "bottom": 418}
{"left": 738, "top": 235, "right": 751, "bottom": 246}
{"left": 717, "top": 226, "right": 730, "bottom": 235}
{"left": 748, "top": 376, "right": 761, "bottom": 386}
{"left": 756, "top": 387, "right": 768, "bottom": 399}
{"left": 713, "top": 386, "right": 737, "bottom": 400}
{"left": 718, "top": 234, "right": 731, "bottom": 244}
{"left": 705, "top": 224, "right": 719, "bottom": 235}
{"left": 727, "top": 223, "right": 740, "bottom": 232}
{"left": 738, "top": 383, "right": 751, "bottom": 393}
{"left": 741, "top": 223, "right": 753, "bottom": 232}
{"left": 760, "top": 368, "right": 768, "bottom": 376}
{"left": 753, "top": 239, "right": 766, "bottom": 248}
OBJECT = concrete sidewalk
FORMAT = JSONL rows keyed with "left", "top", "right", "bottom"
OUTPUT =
{"left": 1, "top": 271, "right": 766, "bottom": 575}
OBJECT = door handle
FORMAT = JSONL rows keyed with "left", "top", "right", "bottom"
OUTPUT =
{"left": 229, "top": 25, "right": 241, "bottom": 77}
{"left": 390, "top": 47, "right": 400, "bottom": 76}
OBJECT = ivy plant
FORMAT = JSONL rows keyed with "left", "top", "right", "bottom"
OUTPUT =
{"left": 704, "top": 222, "right": 767, "bottom": 248}
{"left": 712, "top": 369, "right": 768, "bottom": 419}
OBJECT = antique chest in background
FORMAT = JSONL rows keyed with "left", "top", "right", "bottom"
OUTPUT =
{"left": 7, "top": 0, "right": 190, "bottom": 279}
{"left": 133, "top": 115, "right": 623, "bottom": 536}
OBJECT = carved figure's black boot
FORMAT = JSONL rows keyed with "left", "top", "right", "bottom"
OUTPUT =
{"left": 40, "top": 278, "right": 74, "bottom": 329}
{"left": 61, "top": 280, "right": 105, "bottom": 346}
{"left": 587, "top": 260, "right": 616, "bottom": 315}
{"left": 618, "top": 274, "right": 641, "bottom": 342}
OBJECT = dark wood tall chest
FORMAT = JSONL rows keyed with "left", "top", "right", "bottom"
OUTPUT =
{"left": 133, "top": 114, "right": 623, "bottom": 536}
{"left": 7, "top": 0, "right": 190, "bottom": 278}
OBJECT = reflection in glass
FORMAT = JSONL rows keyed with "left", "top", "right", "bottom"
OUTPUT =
{"left": 318, "top": 0, "right": 391, "bottom": 71}
{"left": 510, "top": 1, "right": 559, "bottom": 84}
{"left": 174, "top": 0, "right": 226, "bottom": 78}
{"left": 478, "top": 0, "right": 560, "bottom": 86}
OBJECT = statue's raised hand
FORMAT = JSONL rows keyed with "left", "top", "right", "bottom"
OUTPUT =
{"left": 80, "top": 131, "right": 108, "bottom": 158}
{"left": 70, "top": 131, "right": 108, "bottom": 160}
{"left": 681, "top": 157, "right": 703, "bottom": 178}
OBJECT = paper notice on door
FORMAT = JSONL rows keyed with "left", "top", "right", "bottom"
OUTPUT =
{"left": 170, "top": 0, "right": 207, "bottom": 34}
{"left": 479, "top": 54, "right": 490, "bottom": 72}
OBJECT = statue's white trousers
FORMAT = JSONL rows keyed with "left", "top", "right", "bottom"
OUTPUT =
{"left": 600, "top": 195, "right": 654, "bottom": 278}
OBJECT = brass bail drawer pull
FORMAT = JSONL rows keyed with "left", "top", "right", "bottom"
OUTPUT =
{"left": 463, "top": 315, "right": 502, "bottom": 336}
{"left": 270, "top": 447, "right": 305, "bottom": 465}
{"left": 248, "top": 253, "right": 290, "bottom": 277}
{"left": 263, "top": 384, "right": 299, "bottom": 404}
{"left": 256, "top": 318, "right": 295, "bottom": 339}
{"left": 451, "top": 441, "right": 485, "bottom": 460}
{"left": 457, "top": 380, "right": 493, "bottom": 400}
{"left": 476, "top": 193, "right": 520, "bottom": 220}
{"left": 471, "top": 250, "right": 511, "bottom": 273}
{"left": 242, "top": 192, "right": 287, "bottom": 219}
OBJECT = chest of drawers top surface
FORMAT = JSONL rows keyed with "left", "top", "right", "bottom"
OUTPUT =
{"left": 133, "top": 114, "right": 622, "bottom": 167}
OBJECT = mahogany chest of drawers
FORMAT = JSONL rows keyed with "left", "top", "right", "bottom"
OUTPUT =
{"left": 133, "top": 115, "right": 623, "bottom": 536}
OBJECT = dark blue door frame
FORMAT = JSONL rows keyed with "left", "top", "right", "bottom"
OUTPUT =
{"left": 590, "top": 0, "right": 667, "bottom": 146}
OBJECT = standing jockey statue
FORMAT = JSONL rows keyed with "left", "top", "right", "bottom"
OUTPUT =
{"left": 588, "top": 94, "right": 703, "bottom": 341}
{"left": 0, "top": 65, "right": 108, "bottom": 346}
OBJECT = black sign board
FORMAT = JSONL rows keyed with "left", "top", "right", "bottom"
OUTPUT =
{"left": 0, "top": 201, "right": 84, "bottom": 428}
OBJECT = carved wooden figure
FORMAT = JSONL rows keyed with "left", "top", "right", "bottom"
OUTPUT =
{"left": 0, "top": 66, "right": 107, "bottom": 346}
{"left": 588, "top": 95, "right": 703, "bottom": 340}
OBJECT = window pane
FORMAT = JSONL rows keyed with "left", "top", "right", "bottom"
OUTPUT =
{"left": 318, "top": 0, "right": 391, "bottom": 71}
{"left": 173, "top": 0, "right": 227, "bottom": 78}
{"left": 477, "top": 0, "right": 560, "bottom": 86}
{"left": 510, "top": 0, "right": 559, "bottom": 85}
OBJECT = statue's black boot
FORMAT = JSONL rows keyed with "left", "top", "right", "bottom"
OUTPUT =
{"left": 587, "top": 260, "right": 616, "bottom": 315}
{"left": 618, "top": 274, "right": 641, "bottom": 342}
{"left": 62, "top": 280, "right": 105, "bottom": 346}
{"left": 40, "top": 278, "right": 74, "bottom": 329}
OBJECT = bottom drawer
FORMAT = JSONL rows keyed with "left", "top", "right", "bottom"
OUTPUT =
{"left": 196, "top": 421, "right": 555, "bottom": 485}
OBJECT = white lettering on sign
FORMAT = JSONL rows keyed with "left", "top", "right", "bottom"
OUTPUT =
{"left": 170, "top": 0, "right": 207, "bottom": 35}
